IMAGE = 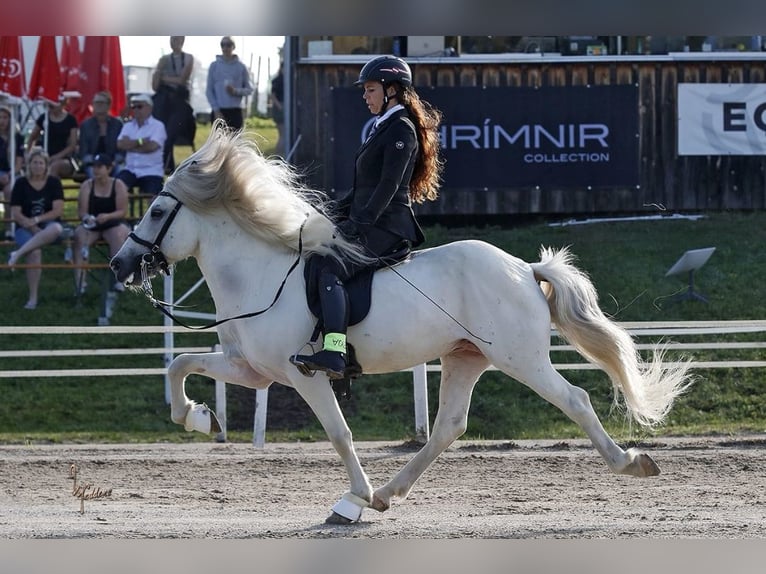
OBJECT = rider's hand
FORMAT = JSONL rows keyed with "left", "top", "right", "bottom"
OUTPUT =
{"left": 336, "top": 219, "right": 360, "bottom": 240}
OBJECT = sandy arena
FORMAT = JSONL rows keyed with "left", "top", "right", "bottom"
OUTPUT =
{"left": 1, "top": 435, "right": 764, "bottom": 538}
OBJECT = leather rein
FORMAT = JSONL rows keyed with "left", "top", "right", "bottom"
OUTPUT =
{"left": 129, "top": 190, "right": 304, "bottom": 331}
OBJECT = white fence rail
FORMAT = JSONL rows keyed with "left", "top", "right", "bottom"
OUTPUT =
{"left": 2, "top": 321, "right": 765, "bottom": 447}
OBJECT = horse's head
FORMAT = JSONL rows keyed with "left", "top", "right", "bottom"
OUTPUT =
{"left": 110, "top": 190, "right": 198, "bottom": 287}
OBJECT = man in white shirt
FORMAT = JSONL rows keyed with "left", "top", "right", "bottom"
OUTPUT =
{"left": 116, "top": 93, "right": 167, "bottom": 215}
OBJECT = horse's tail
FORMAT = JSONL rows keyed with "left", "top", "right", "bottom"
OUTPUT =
{"left": 530, "top": 246, "right": 694, "bottom": 428}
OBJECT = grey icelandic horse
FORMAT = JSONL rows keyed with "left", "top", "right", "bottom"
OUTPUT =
{"left": 110, "top": 122, "right": 693, "bottom": 524}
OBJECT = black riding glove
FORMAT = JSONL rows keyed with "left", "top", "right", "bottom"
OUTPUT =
{"left": 336, "top": 219, "right": 360, "bottom": 240}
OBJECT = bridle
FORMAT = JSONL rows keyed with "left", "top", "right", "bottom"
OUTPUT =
{"left": 128, "top": 190, "right": 305, "bottom": 331}
{"left": 128, "top": 190, "right": 183, "bottom": 277}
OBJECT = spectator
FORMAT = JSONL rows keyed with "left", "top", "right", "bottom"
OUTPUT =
{"left": 270, "top": 62, "right": 285, "bottom": 157}
{"left": 78, "top": 91, "right": 125, "bottom": 179}
{"left": 7, "top": 149, "right": 65, "bottom": 310}
{"left": 0, "top": 105, "right": 24, "bottom": 240}
{"left": 26, "top": 96, "right": 79, "bottom": 179}
{"left": 152, "top": 36, "right": 196, "bottom": 174}
{"left": 116, "top": 93, "right": 167, "bottom": 210}
{"left": 72, "top": 153, "right": 131, "bottom": 295}
{"left": 206, "top": 36, "right": 253, "bottom": 130}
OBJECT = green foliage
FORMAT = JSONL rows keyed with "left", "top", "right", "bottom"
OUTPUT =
{"left": 2, "top": 180, "right": 765, "bottom": 444}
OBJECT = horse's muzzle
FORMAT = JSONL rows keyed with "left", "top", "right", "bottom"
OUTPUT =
{"left": 110, "top": 253, "right": 145, "bottom": 285}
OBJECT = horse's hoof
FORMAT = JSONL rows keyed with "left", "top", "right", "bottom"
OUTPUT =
{"left": 184, "top": 403, "right": 221, "bottom": 435}
{"left": 625, "top": 449, "right": 661, "bottom": 477}
{"left": 371, "top": 493, "right": 390, "bottom": 512}
{"left": 325, "top": 511, "right": 354, "bottom": 525}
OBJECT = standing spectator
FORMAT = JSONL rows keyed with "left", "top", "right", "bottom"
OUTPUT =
{"left": 116, "top": 93, "right": 167, "bottom": 213}
{"left": 72, "top": 153, "right": 130, "bottom": 295}
{"left": 7, "top": 149, "right": 65, "bottom": 310}
{"left": 270, "top": 62, "right": 285, "bottom": 157}
{"left": 152, "top": 36, "right": 196, "bottom": 174}
{"left": 78, "top": 91, "right": 125, "bottom": 179}
{"left": 206, "top": 36, "right": 253, "bottom": 130}
{"left": 26, "top": 96, "right": 79, "bottom": 179}
{"left": 0, "top": 105, "right": 24, "bottom": 240}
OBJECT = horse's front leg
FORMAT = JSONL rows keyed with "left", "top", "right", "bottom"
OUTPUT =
{"left": 167, "top": 352, "right": 271, "bottom": 434}
{"left": 292, "top": 376, "right": 373, "bottom": 524}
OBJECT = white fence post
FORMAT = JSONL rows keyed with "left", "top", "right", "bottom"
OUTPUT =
{"left": 253, "top": 388, "right": 269, "bottom": 448}
{"left": 213, "top": 345, "right": 227, "bottom": 443}
{"left": 412, "top": 363, "right": 430, "bottom": 443}
{"left": 163, "top": 274, "right": 174, "bottom": 404}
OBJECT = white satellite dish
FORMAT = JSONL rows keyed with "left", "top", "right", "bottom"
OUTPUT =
{"left": 665, "top": 247, "right": 716, "bottom": 303}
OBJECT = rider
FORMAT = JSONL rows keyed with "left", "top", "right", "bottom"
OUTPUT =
{"left": 290, "top": 55, "right": 444, "bottom": 379}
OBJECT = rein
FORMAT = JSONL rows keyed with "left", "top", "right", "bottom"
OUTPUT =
{"left": 132, "top": 191, "right": 306, "bottom": 331}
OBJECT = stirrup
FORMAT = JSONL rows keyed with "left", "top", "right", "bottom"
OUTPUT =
{"left": 290, "top": 352, "right": 346, "bottom": 380}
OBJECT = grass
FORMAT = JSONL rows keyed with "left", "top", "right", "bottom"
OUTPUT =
{"left": 1, "top": 119, "right": 764, "bottom": 444}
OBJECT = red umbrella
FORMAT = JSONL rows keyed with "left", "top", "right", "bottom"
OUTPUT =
{"left": 61, "top": 35, "right": 86, "bottom": 121}
{"left": 61, "top": 35, "right": 82, "bottom": 91}
{"left": 81, "top": 36, "right": 126, "bottom": 120}
{"left": 104, "top": 36, "right": 126, "bottom": 117}
{"left": 0, "top": 36, "right": 26, "bottom": 97}
{"left": 28, "top": 35, "right": 62, "bottom": 103}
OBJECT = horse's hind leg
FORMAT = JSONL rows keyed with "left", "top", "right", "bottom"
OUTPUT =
{"left": 371, "top": 348, "right": 490, "bottom": 512}
{"left": 507, "top": 360, "right": 659, "bottom": 477}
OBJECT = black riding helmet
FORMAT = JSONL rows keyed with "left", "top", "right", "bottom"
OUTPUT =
{"left": 355, "top": 55, "right": 412, "bottom": 114}
{"left": 354, "top": 55, "right": 413, "bottom": 87}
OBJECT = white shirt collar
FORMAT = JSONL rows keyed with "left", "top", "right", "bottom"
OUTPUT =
{"left": 374, "top": 104, "right": 404, "bottom": 127}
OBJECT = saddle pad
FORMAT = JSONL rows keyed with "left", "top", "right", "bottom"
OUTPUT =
{"left": 303, "top": 256, "right": 375, "bottom": 326}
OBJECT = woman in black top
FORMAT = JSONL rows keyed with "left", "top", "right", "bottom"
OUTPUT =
{"left": 291, "top": 55, "right": 444, "bottom": 379}
{"left": 8, "top": 149, "right": 65, "bottom": 309}
{"left": 26, "top": 97, "right": 79, "bottom": 179}
{"left": 72, "top": 153, "right": 131, "bottom": 294}
{"left": 0, "top": 105, "right": 25, "bottom": 239}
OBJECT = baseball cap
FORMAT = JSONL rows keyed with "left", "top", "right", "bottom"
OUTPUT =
{"left": 130, "top": 93, "right": 153, "bottom": 106}
{"left": 93, "top": 153, "right": 113, "bottom": 166}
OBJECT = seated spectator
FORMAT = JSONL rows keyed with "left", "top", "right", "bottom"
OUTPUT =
{"left": 0, "top": 105, "right": 25, "bottom": 240}
{"left": 78, "top": 91, "right": 125, "bottom": 179}
{"left": 7, "top": 149, "right": 65, "bottom": 310}
{"left": 72, "top": 153, "right": 131, "bottom": 295}
{"left": 116, "top": 93, "right": 167, "bottom": 212}
{"left": 26, "top": 96, "right": 79, "bottom": 179}
{"left": 152, "top": 36, "right": 195, "bottom": 174}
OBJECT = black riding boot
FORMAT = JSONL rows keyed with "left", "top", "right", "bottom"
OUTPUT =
{"left": 291, "top": 271, "right": 349, "bottom": 379}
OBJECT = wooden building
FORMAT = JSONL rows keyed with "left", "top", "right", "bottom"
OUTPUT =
{"left": 283, "top": 37, "right": 766, "bottom": 217}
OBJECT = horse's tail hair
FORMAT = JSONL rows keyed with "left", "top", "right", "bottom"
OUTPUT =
{"left": 530, "top": 246, "right": 694, "bottom": 428}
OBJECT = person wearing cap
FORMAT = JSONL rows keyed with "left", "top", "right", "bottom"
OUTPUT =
{"left": 205, "top": 36, "right": 253, "bottom": 130}
{"left": 290, "top": 55, "right": 444, "bottom": 380}
{"left": 72, "top": 152, "right": 131, "bottom": 295}
{"left": 25, "top": 96, "right": 79, "bottom": 179}
{"left": 116, "top": 93, "right": 167, "bottom": 212}
{"left": 78, "top": 91, "right": 125, "bottom": 179}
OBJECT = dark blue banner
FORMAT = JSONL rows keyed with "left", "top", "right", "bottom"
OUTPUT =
{"left": 332, "top": 85, "right": 639, "bottom": 189}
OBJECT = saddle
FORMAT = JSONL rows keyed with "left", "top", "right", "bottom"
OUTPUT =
{"left": 302, "top": 241, "right": 411, "bottom": 399}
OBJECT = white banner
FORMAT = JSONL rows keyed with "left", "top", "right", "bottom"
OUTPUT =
{"left": 677, "top": 83, "right": 766, "bottom": 155}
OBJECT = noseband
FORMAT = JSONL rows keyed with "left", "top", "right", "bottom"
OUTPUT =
{"left": 128, "top": 190, "right": 183, "bottom": 276}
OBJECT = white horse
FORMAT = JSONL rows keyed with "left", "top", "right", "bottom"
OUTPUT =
{"left": 111, "top": 123, "right": 693, "bottom": 524}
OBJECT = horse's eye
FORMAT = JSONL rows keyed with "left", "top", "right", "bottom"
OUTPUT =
{"left": 151, "top": 208, "right": 164, "bottom": 218}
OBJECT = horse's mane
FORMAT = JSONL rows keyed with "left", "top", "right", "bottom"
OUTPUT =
{"left": 164, "top": 120, "right": 369, "bottom": 266}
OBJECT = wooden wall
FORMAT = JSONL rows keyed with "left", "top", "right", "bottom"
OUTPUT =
{"left": 292, "top": 59, "right": 766, "bottom": 216}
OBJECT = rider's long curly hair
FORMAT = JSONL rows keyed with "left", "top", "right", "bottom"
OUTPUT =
{"left": 397, "top": 85, "right": 444, "bottom": 204}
